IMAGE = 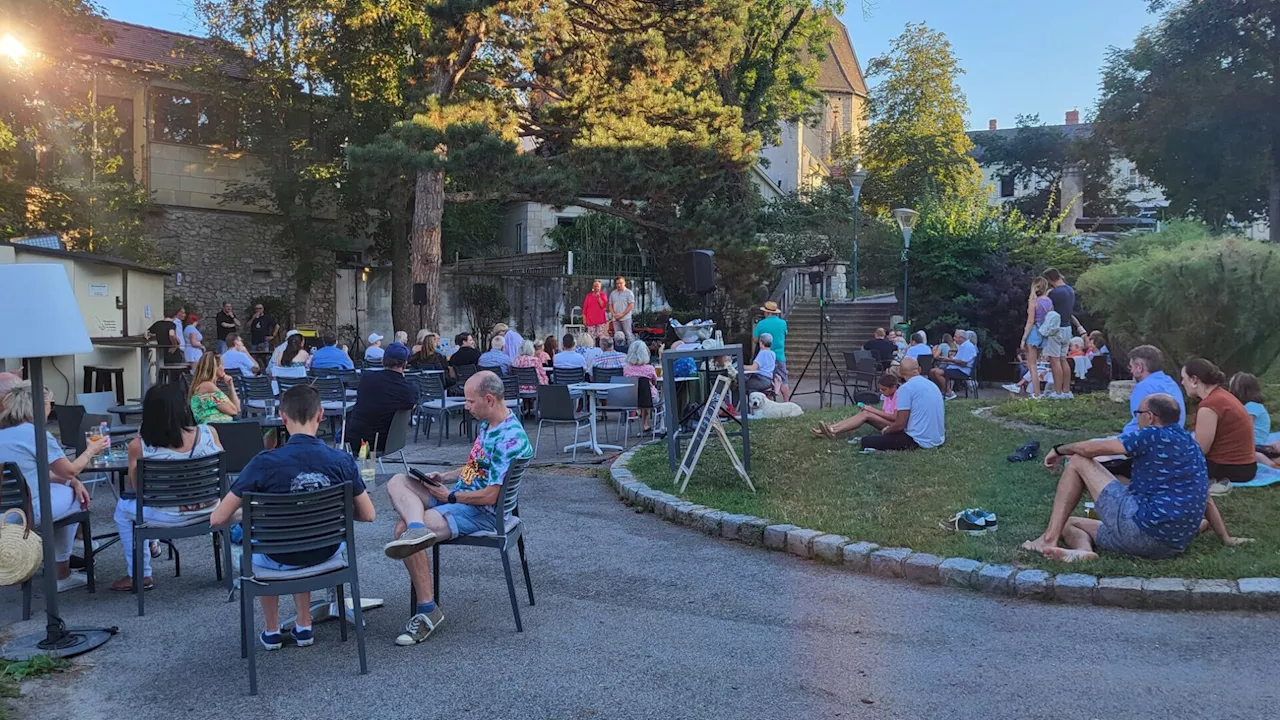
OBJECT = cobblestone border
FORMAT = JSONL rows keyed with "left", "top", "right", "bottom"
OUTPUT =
{"left": 609, "top": 444, "right": 1280, "bottom": 611}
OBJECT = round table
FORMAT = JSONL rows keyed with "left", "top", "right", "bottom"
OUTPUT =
{"left": 109, "top": 404, "right": 144, "bottom": 422}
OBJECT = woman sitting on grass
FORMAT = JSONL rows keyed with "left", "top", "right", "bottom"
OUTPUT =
{"left": 1229, "top": 372, "right": 1279, "bottom": 469}
{"left": 1181, "top": 358, "right": 1257, "bottom": 494}
{"left": 810, "top": 373, "right": 900, "bottom": 440}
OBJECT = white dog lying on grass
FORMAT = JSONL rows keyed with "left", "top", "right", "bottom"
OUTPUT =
{"left": 748, "top": 392, "right": 803, "bottom": 419}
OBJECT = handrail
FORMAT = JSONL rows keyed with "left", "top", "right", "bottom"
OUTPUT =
{"left": 766, "top": 266, "right": 807, "bottom": 319}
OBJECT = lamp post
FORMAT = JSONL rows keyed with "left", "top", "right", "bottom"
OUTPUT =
{"left": 892, "top": 208, "right": 920, "bottom": 323}
{"left": 847, "top": 165, "right": 867, "bottom": 300}
{"left": 0, "top": 264, "right": 114, "bottom": 660}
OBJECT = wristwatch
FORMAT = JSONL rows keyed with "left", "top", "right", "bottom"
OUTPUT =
{"left": 447, "top": 491, "right": 457, "bottom": 504}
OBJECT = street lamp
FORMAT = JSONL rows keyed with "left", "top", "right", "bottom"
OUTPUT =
{"left": 847, "top": 164, "right": 867, "bottom": 300}
{"left": 892, "top": 208, "right": 920, "bottom": 322}
{"left": 1, "top": 35, "right": 26, "bottom": 63}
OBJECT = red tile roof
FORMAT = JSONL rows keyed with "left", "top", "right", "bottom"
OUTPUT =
{"left": 70, "top": 18, "right": 250, "bottom": 79}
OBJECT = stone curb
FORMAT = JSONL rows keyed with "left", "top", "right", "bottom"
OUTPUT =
{"left": 608, "top": 443, "right": 1272, "bottom": 612}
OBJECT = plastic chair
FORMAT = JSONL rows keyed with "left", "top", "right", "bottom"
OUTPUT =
{"left": 414, "top": 373, "right": 467, "bottom": 446}
{"left": 77, "top": 392, "right": 116, "bottom": 422}
{"left": 51, "top": 404, "right": 86, "bottom": 451}
{"left": 533, "top": 385, "right": 590, "bottom": 461}
{"left": 216, "top": 420, "right": 266, "bottom": 479}
{"left": 2, "top": 462, "right": 96, "bottom": 618}
{"left": 409, "top": 458, "right": 534, "bottom": 631}
{"left": 378, "top": 409, "right": 414, "bottom": 474}
{"left": 241, "top": 376, "right": 279, "bottom": 417}
{"left": 238, "top": 483, "right": 367, "bottom": 695}
{"left": 133, "top": 454, "right": 232, "bottom": 616}
{"left": 593, "top": 365, "right": 623, "bottom": 384}
{"left": 550, "top": 367, "right": 585, "bottom": 386}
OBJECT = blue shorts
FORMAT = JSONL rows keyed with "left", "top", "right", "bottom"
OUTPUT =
{"left": 1093, "top": 483, "right": 1183, "bottom": 560}
{"left": 253, "top": 542, "right": 346, "bottom": 571}
{"left": 1026, "top": 326, "right": 1045, "bottom": 348}
{"left": 429, "top": 496, "right": 497, "bottom": 537}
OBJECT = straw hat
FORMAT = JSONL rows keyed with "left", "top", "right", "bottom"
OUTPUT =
{"left": 0, "top": 509, "right": 43, "bottom": 586}
{"left": 760, "top": 301, "right": 781, "bottom": 315}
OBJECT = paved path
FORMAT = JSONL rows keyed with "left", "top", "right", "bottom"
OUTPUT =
{"left": 9, "top": 473, "right": 1280, "bottom": 719}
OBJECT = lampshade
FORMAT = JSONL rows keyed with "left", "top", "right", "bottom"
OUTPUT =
{"left": 847, "top": 164, "right": 868, "bottom": 191}
{"left": 0, "top": 263, "right": 94, "bottom": 358}
{"left": 892, "top": 208, "right": 920, "bottom": 232}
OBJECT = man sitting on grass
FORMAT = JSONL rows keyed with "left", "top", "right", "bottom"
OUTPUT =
{"left": 1022, "top": 393, "right": 1249, "bottom": 562}
{"left": 211, "top": 385, "right": 377, "bottom": 650}
{"left": 853, "top": 357, "right": 945, "bottom": 452}
{"left": 382, "top": 371, "right": 533, "bottom": 646}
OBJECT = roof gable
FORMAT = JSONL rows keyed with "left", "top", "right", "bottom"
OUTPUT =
{"left": 70, "top": 19, "right": 250, "bottom": 79}
{"left": 816, "top": 14, "right": 868, "bottom": 96}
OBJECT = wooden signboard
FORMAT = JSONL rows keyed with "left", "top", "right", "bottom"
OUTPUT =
{"left": 674, "top": 375, "right": 753, "bottom": 493}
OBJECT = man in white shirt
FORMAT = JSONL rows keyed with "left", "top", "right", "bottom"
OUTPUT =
{"left": 930, "top": 327, "right": 978, "bottom": 399}
{"left": 608, "top": 276, "right": 636, "bottom": 344}
{"left": 220, "top": 333, "right": 260, "bottom": 376}
{"left": 744, "top": 333, "right": 777, "bottom": 394}
{"left": 365, "top": 333, "right": 385, "bottom": 364}
{"left": 553, "top": 333, "right": 587, "bottom": 373}
{"left": 858, "top": 357, "right": 945, "bottom": 451}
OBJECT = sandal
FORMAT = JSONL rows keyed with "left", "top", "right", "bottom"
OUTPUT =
{"left": 111, "top": 576, "right": 154, "bottom": 591}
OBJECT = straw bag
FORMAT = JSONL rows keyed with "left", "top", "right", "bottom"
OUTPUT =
{"left": 0, "top": 507, "right": 44, "bottom": 586}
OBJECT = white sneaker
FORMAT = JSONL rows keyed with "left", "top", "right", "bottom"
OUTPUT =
{"left": 1044, "top": 392, "right": 1061, "bottom": 399}
{"left": 1061, "top": 392, "right": 1075, "bottom": 399}
{"left": 1209, "top": 481, "right": 1232, "bottom": 497}
{"left": 57, "top": 572, "right": 88, "bottom": 593}
{"left": 1001, "top": 383, "right": 1020, "bottom": 394}
{"left": 944, "top": 392, "right": 957, "bottom": 401}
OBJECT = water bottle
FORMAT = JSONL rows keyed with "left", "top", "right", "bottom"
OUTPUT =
{"left": 98, "top": 421, "right": 110, "bottom": 443}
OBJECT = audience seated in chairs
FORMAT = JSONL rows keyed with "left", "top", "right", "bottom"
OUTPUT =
{"left": 929, "top": 327, "right": 978, "bottom": 399}
{"left": 744, "top": 333, "right": 779, "bottom": 396}
{"left": 479, "top": 334, "right": 512, "bottom": 375}
{"left": 111, "top": 383, "right": 224, "bottom": 592}
{"left": 345, "top": 343, "right": 418, "bottom": 453}
{"left": 593, "top": 334, "right": 628, "bottom": 371}
{"left": 811, "top": 373, "right": 900, "bottom": 441}
{"left": 1022, "top": 393, "right": 1250, "bottom": 563}
{"left": 862, "top": 327, "right": 897, "bottom": 368}
{"left": 210, "top": 385, "right": 376, "bottom": 651}
{"left": 382, "top": 371, "right": 533, "bottom": 646}
{"left": 0, "top": 381, "right": 108, "bottom": 592}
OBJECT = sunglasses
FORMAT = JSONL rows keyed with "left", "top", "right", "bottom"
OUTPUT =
{"left": 1132, "top": 409, "right": 1152, "bottom": 419}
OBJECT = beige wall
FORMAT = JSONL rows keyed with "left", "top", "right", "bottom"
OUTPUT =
{"left": 149, "top": 141, "right": 265, "bottom": 214}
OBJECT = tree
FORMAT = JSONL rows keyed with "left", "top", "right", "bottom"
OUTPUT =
{"left": 1096, "top": 0, "right": 1280, "bottom": 240}
{"left": 858, "top": 22, "right": 983, "bottom": 214}
{"left": 972, "top": 114, "right": 1131, "bottom": 221}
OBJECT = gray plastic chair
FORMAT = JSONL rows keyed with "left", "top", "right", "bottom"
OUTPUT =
{"left": 133, "top": 454, "right": 232, "bottom": 616}
{"left": 533, "top": 384, "right": 590, "bottom": 461}
{"left": 238, "top": 483, "right": 367, "bottom": 696}
{"left": 414, "top": 373, "right": 467, "bottom": 446}
{"left": 410, "top": 458, "right": 534, "bottom": 631}
{"left": 241, "top": 375, "right": 279, "bottom": 417}
{"left": 216, "top": 420, "right": 266, "bottom": 479}
{"left": 378, "top": 408, "right": 414, "bottom": 474}
{"left": 2, "top": 462, "right": 96, "bottom": 618}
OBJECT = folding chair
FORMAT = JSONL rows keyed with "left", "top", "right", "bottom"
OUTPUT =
{"left": 2, "top": 463, "right": 96, "bottom": 619}
{"left": 133, "top": 454, "right": 232, "bottom": 616}
{"left": 238, "top": 484, "right": 367, "bottom": 696}
{"left": 410, "top": 458, "right": 534, "bottom": 631}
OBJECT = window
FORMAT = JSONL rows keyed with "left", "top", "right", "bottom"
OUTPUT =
{"left": 151, "top": 89, "right": 235, "bottom": 146}
{"left": 556, "top": 216, "right": 577, "bottom": 227}
{"left": 999, "top": 175, "right": 1015, "bottom": 198}
{"left": 515, "top": 222, "right": 524, "bottom": 251}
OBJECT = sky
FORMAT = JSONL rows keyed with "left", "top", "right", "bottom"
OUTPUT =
{"left": 92, "top": 0, "right": 1159, "bottom": 130}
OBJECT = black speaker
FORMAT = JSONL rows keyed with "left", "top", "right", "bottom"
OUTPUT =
{"left": 413, "top": 283, "right": 428, "bottom": 306}
{"left": 684, "top": 250, "right": 716, "bottom": 295}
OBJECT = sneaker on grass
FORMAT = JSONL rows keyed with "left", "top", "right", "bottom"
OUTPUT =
{"left": 395, "top": 606, "right": 445, "bottom": 646}
{"left": 1001, "top": 383, "right": 1021, "bottom": 394}
{"left": 943, "top": 392, "right": 957, "bottom": 401}
{"left": 384, "top": 526, "right": 438, "bottom": 560}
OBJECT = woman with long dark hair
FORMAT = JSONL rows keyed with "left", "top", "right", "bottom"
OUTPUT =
{"left": 111, "top": 383, "right": 224, "bottom": 591}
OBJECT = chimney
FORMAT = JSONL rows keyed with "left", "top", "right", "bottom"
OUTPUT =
{"left": 1065, "top": 109, "right": 1080, "bottom": 126}
{"left": 988, "top": 119, "right": 998, "bottom": 131}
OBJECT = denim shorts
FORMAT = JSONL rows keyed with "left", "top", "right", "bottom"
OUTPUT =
{"left": 429, "top": 496, "right": 497, "bottom": 537}
{"left": 253, "top": 542, "right": 346, "bottom": 571}
{"left": 1026, "top": 326, "right": 1045, "bottom": 348}
{"left": 1093, "top": 483, "right": 1183, "bottom": 560}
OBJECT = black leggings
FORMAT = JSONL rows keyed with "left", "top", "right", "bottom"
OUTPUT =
{"left": 860, "top": 432, "right": 919, "bottom": 451}
{"left": 1207, "top": 460, "right": 1257, "bottom": 483}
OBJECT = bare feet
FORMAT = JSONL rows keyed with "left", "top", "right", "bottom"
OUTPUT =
{"left": 1040, "top": 546, "right": 1098, "bottom": 563}
{"left": 1020, "top": 537, "right": 1053, "bottom": 553}
{"left": 809, "top": 423, "right": 837, "bottom": 439}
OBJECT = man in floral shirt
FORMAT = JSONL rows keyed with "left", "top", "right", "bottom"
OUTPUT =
{"left": 383, "top": 371, "right": 533, "bottom": 646}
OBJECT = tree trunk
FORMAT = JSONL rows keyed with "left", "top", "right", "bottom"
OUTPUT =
{"left": 390, "top": 206, "right": 414, "bottom": 337}
{"left": 411, "top": 168, "right": 445, "bottom": 332}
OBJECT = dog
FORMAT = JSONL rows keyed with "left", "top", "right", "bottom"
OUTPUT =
{"left": 748, "top": 391, "right": 803, "bottom": 419}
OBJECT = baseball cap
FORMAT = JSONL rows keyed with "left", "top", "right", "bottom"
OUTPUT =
{"left": 383, "top": 342, "right": 410, "bottom": 365}
{"left": 285, "top": 329, "right": 301, "bottom": 339}
{"left": 367, "top": 333, "right": 384, "bottom": 344}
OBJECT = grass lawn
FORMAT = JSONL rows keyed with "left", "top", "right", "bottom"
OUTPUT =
{"left": 625, "top": 397, "right": 1280, "bottom": 579}
{"left": 993, "top": 393, "right": 1130, "bottom": 435}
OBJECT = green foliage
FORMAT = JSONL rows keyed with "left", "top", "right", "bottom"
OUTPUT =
{"left": 442, "top": 201, "right": 507, "bottom": 260}
{"left": 3, "top": 655, "right": 70, "bottom": 682}
{"left": 1096, "top": 0, "right": 1279, "bottom": 237}
{"left": 1107, "top": 218, "right": 1215, "bottom": 259}
{"left": 993, "top": 393, "right": 1131, "bottom": 436}
{"left": 1078, "top": 230, "right": 1280, "bottom": 375}
{"left": 859, "top": 22, "right": 985, "bottom": 214}
{"left": 459, "top": 283, "right": 511, "bottom": 336}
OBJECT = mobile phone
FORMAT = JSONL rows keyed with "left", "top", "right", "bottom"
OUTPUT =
{"left": 409, "top": 468, "right": 443, "bottom": 487}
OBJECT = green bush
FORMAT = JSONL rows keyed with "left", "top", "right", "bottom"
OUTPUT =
{"left": 459, "top": 283, "right": 511, "bottom": 336}
{"left": 1078, "top": 231, "right": 1280, "bottom": 375}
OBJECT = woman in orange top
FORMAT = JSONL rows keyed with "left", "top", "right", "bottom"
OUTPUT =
{"left": 1181, "top": 357, "right": 1257, "bottom": 488}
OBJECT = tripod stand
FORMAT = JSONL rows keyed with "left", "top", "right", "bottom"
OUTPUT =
{"left": 791, "top": 273, "right": 847, "bottom": 408}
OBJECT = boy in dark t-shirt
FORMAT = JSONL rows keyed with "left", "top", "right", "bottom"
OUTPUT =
{"left": 211, "top": 385, "right": 376, "bottom": 650}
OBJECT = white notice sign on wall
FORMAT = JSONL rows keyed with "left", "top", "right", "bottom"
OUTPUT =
{"left": 89, "top": 283, "right": 108, "bottom": 297}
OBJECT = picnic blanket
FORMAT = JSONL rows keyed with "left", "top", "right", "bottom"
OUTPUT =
{"left": 1235, "top": 431, "right": 1280, "bottom": 488}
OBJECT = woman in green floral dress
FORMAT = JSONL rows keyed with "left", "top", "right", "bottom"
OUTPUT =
{"left": 189, "top": 353, "right": 241, "bottom": 423}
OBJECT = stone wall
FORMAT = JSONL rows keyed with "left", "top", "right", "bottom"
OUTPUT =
{"left": 145, "top": 206, "right": 336, "bottom": 334}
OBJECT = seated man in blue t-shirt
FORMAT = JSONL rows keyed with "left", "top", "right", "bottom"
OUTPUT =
{"left": 310, "top": 335, "right": 355, "bottom": 370}
{"left": 929, "top": 328, "right": 977, "bottom": 399}
{"left": 1021, "top": 393, "right": 1249, "bottom": 563}
{"left": 211, "top": 385, "right": 376, "bottom": 651}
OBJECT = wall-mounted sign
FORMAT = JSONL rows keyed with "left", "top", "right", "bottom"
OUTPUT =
{"left": 144, "top": 304, "right": 152, "bottom": 319}
{"left": 175, "top": 271, "right": 184, "bottom": 286}
{"left": 89, "top": 283, "right": 108, "bottom": 297}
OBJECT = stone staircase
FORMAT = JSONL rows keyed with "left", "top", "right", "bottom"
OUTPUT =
{"left": 782, "top": 297, "right": 897, "bottom": 369}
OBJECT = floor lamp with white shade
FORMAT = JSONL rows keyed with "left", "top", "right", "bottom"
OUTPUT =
{"left": 0, "top": 263, "right": 115, "bottom": 659}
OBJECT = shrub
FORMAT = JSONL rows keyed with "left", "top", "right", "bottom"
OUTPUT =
{"left": 459, "top": 283, "right": 511, "bottom": 336}
{"left": 1078, "top": 232, "right": 1280, "bottom": 375}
